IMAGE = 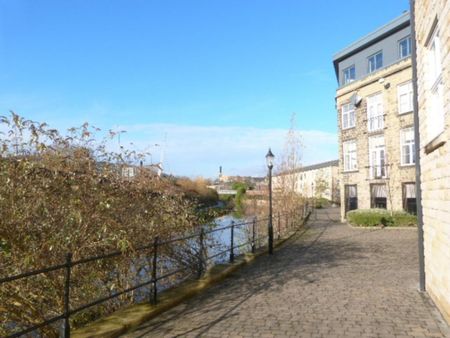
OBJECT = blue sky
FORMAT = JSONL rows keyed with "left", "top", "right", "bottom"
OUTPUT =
{"left": 0, "top": 0, "right": 410, "bottom": 178}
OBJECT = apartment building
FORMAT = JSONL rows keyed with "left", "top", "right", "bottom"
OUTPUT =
{"left": 273, "top": 160, "right": 340, "bottom": 202}
{"left": 412, "top": 0, "right": 450, "bottom": 324}
{"left": 333, "top": 12, "right": 417, "bottom": 221}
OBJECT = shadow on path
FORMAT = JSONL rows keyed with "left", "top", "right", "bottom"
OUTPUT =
{"left": 123, "top": 208, "right": 449, "bottom": 338}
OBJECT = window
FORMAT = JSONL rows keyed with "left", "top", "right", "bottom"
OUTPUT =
{"left": 399, "top": 36, "right": 411, "bottom": 58}
{"left": 369, "top": 135, "right": 386, "bottom": 179}
{"left": 367, "top": 93, "right": 384, "bottom": 132}
{"left": 371, "top": 184, "right": 387, "bottom": 209}
{"left": 368, "top": 51, "right": 383, "bottom": 73}
{"left": 344, "top": 185, "right": 358, "bottom": 213}
{"left": 343, "top": 65, "right": 355, "bottom": 85}
{"left": 402, "top": 183, "right": 417, "bottom": 215}
{"left": 122, "top": 167, "right": 136, "bottom": 178}
{"left": 426, "top": 26, "right": 444, "bottom": 142}
{"left": 400, "top": 127, "right": 415, "bottom": 165}
{"left": 397, "top": 81, "right": 413, "bottom": 114}
{"left": 343, "top": 140, "right": 357, "bottom": 172}
{"left": 342, "top": 103, "right": 355, "bottom": 129}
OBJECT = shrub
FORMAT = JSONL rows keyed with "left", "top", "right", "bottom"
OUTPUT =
{"left": 347, "top": 209, "right": 417, "bottom": 227}
{"left": 315, "top": 197, "right": 331, "bottom": 209}
{"left": 0, "top": 113, "right": 200, "bottom": 336}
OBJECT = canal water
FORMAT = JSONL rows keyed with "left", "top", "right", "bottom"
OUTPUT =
{"left": 206, "top": 214, "right": 253, "bottom": 264}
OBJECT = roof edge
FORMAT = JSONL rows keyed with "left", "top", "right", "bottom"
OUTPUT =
{"left": 333, "top": 11, "right": 410, "bottom": 62}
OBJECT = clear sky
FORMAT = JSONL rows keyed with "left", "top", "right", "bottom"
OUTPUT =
{"left": 0, "top": 0, "right": 410, "bottom": 178}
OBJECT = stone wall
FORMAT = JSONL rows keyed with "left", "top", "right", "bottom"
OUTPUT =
{"left": 414, "top": 0, "right": 450, "bottom": 324}
{"left": 273, "top": 164, "right": 339, "bottom": 202}
{"left": 336, "top": 59, "right": 416, "bottom": 221}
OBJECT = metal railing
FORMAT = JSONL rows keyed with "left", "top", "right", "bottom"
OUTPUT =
{"left": 1, "top": 207, "right": 310, "bottom": 338}
{"left": 367, "top": 115, "right": 384, "bottom": 132}
{"left": 368, "top": 164, "right": 388, "bottom": 179}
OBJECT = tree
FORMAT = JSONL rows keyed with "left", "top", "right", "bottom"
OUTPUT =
{"left": 273, "top": 114, "right": 305, "bottom": 222}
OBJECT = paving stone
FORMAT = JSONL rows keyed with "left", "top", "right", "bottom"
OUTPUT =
{"left": 122, "top": 208, "right": 449, "bottom": 338}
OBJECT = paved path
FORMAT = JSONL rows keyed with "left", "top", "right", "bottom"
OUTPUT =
{"left": 123, "top": 208, "right": 449, "bottom": 338}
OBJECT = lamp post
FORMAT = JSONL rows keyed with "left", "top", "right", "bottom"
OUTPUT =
{"left": 266, "top": 148, "right": 275, "bottom": 255}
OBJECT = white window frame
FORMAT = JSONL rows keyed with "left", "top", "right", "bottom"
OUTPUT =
{"left": 343, "top": 140, "right": 357, "bottom": 172}
{"left": 397, "top": 81, "right": 413, "bottom": 114}
{"left": 426, "top": 26, "right": 444, "bottom": 142}
{"left": 341, "top": 103, "right": 355, "bottom": 130}
{"left": 399, "top": 36, "right": 411, "bottom": 59}
{"left": 367, "top": 93, "right": 384, "bottom": 132}
{"left": 400, "top": 127, "right": 415, "bottom": 166}
{"left": 368, "top": 51, "right": 383, "bottom": 73}
{"left": 122, "top": 167, "right": 136, "bottom": 178}
{"left": 369, "top": 135, "right": 387, "bottom": 179}
{"left": 343, "top": 65, "right": 355, "bottom": 85}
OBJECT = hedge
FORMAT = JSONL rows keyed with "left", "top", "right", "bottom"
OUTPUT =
{"left": 347, "top": 209, "right": 417, "bottom": 227}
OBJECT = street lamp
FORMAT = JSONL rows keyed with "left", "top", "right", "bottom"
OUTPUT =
{"left": 265, "top": 148, "right": 275, "bottom": 255}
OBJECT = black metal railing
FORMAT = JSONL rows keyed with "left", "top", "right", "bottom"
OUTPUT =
{"left": 367, "top": 164, "right": 388, "bottom": 179}
{"left": 1, "top": 207, "right": 310, "bottom": 338}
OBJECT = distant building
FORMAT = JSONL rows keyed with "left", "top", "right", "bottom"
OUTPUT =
{"left": 273, "top": 160, "right": 340, "bottom": 202}
{"left": 412, "top": 0, "right": 450, "bottom": 324}
{"left": 120, "top": 163, "right": 161, "bottom": 180}
{"left": 333, "top": 12, "right": 417, "bottom": 221}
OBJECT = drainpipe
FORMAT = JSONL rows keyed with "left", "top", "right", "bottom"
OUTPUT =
{"left": 409, "top": 0, "right": 426, "bottom": 292}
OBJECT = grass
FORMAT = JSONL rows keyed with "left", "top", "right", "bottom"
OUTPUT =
{"left": 347, "top": 209, "right": 417, "bottom": 227}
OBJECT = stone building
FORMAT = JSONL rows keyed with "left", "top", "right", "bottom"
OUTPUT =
{"left": 333, "top": 12, "right": 417, "bottom": 221}
{"left": 273, "top": 160, "right": 339, "bottom": 202}
{"left": 412, "top": 0, "right": 450, "bottom": 324}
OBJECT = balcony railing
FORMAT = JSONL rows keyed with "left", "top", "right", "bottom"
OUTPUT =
{"left": 369, "top": 164, "right": 388, "bottom": 179}
{"left": 367, "top": 115, "right": 384, "bottom": 132}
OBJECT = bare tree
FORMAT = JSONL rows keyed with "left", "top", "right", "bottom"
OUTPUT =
{"left": 273, "top": 114, "right": 304, "bottom": 222}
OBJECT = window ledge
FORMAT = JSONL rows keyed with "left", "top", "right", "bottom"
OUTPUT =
{"left": 365, "top": 128, "right": 386, "bottom": 135}
{"left": 399, "top": 110, "right": 413, "bottom": 116}
{"left": 424, "top": 132, "right": 446, "bottom": 154}
{"left": 399, "top": 164, "right": 415, "bottom": 168}
{"left": 343, "top": 170, "right": 359, "bottom": 174}
{"left": 342, "top": 126, "right": 356, "bottom": 131}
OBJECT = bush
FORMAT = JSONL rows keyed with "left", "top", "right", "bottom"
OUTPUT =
{"left": 314, "top": 197, "right": 331, "bottom": 209}
{"left": 0, "top": 113, "right": 200, "bottom": 336}
{"left": 347, "top": 209, "right": 417, "bottom": 227}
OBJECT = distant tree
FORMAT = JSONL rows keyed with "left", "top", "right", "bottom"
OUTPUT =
{"left": 314, "top": 172, "right": 329, "bottom": 200}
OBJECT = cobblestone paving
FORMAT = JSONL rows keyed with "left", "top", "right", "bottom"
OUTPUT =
{"left": 123, "top": 208, "right": 450, "bottom": 338}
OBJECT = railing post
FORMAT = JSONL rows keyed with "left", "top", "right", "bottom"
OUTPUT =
{"left": 63, "top": 252, "right": 72, "bottom": 338}
{"left": 198, "top": 228, "right": 205, "bottom": 278}
{"left": 150, "top": 236, "right": 159, "bottom": 305}
{"left": 277, "top": 212, "right": 281, "bottom": 239}
{"left": 251, "top": 217, "right": 256, "bottom": 253}
{"left": 230, "top": 221, "right": 235, "bottom": 263}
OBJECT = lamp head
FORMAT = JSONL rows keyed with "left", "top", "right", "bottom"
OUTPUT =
{"left": 265, "top": 148, "right": 275, "bottom": 169}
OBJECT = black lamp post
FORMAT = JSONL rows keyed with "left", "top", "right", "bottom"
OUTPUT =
{"left": 266, "top": 148, "right": 275, "bottom": 255}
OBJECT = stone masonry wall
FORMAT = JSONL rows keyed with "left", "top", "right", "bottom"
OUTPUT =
{"left": 273, "top": 165, "right": 339, "bottom": 202}
{"left": 414, "top": 0, "right": 450, "bottom": 324}
{"left": 336, "top": 59, "right": 416, "bottom": 221}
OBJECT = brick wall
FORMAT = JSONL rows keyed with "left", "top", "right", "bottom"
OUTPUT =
{"left": 414, "top": 0, "right": 450, "bottom": 324}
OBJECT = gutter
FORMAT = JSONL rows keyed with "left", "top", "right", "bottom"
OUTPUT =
{"left": 409, "top": 0, "right": 426, "bottom": 292}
